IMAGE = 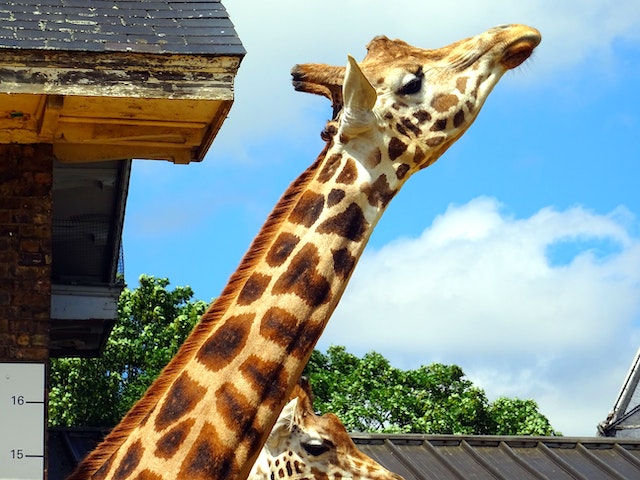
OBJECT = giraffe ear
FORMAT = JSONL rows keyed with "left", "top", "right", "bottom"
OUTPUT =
{"left": 266, "top": 397, "right": 298, "bottom": 451}
{"left": 340, "top": 55, "right": 377, "bottom": 134}
{"left": 272, "top": 398, "right": 297, "bottom": 433}
{"left": 343, "top": 55, "right": 376, "bottom": 112}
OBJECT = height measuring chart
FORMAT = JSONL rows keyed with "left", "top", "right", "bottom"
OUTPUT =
{"left": 0, "top": 363, "right": 45, "bottom": 480}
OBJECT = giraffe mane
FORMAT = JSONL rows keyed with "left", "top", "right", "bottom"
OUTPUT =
{"left": 68, "top": 142, "right": 334, "bottom": 479}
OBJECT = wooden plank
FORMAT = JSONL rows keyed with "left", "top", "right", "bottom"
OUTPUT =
{"left": 56, "top": 121, "right": 204, "bottom": 146}
{"left": 38, "top": 95, "right": 64, "bottom": 142}
{"left": 53, "top": 143, "right": 193, "bottom": 164}
{"left": 61, "top": 97, "right": 222, "bottom": 123}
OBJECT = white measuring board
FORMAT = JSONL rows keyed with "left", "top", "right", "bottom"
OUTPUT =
{"left": 0, "top": 363, "right": 45, "bottom": 480}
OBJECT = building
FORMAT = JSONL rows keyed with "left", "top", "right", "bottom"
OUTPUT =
{"left": 599, "top": 347, "right": 640, "bottom": 439}
{"left": 0, "top": 1, "right": 244, "bottom": 478}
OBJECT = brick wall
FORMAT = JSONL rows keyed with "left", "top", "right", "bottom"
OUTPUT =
{"left": 0, "top": 144, "right": 53, "bottom": 362}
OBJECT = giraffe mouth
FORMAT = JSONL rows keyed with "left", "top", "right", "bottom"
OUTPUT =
{"left": 501, "top": 33, "right": 541, "bottom": 70}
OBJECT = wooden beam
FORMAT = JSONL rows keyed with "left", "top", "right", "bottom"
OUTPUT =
{"left": 0, "top": 50, "right": 240, "bottom": 100}
{"left": 53, "top": 143, "right": 194, "bottom": 164}
{"left": 38, "top": 95, "right": 64, "bottom": 142}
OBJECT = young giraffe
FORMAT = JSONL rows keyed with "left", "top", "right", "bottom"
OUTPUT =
{"left": 69, "top": 24, "right": 540, "bottom": 480}
{"left": 248, "top": 379, "right": 403, "bottom": 480}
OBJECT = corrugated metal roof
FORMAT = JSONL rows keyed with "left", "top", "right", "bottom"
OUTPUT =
{"left": 49, "top": 429, "right": 640, "bottom": 480}
{"left": 352, "top": 434, "right": 640, "bottom": 480}
{"left": 0, "top": 0, "right": 245, "bottom": 55}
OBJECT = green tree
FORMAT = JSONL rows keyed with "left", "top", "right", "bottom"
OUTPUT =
{"left": 488, "top": 397, "right": 556, "bottom": 435}
{"left": 48, "top": 275, "right": 207, "bottom": 427}
{"left": 304, "top": 346, "right": 557, "bottom": 435}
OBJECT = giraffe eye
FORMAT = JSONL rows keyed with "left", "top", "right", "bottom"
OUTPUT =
{"left": 303, "top": 439, "right": 332, "bottom": 456}
{"left": 397, "top": 74, "right": 423, "bottom": 95}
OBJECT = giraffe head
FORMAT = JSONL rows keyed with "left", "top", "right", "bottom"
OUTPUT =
{"left": 292, "top": 24, "right": 540, "bottom": 182}
{"left": 249, "top": 379, "right": 403, "bottom": 480}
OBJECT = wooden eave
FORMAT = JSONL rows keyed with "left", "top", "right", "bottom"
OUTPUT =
{"left": 0, "top": 48, "right": 242, "bottom": 164}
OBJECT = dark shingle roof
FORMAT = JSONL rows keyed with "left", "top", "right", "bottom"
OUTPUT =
{"left": 49, "top": 429, "right": 640, "bottom": 480}
{"left": 0, "top": 0, "right": 245, "bottom": 55}
{"left": 354, "top": 434, "right": 640, "bottom": 480}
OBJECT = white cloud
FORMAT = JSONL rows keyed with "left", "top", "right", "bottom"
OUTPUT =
{"left": 319, "top": 197, "right": 640, "bottom": 435}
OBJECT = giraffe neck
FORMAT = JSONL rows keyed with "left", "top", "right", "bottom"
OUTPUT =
{"left": 70, "top": 137, "right": 403, "bottom": 480}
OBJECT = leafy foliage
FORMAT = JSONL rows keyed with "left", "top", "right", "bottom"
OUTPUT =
{"left": 304, "top": 346, "right": 557, "bottom": 435}
{"left": 48, "top": 275, "right": 207, "bottom": 427}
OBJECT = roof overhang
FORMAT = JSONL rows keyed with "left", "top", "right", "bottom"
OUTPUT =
{"left": 50, "top": 159, "right": 131, "bottom": 357}
{"left": 0, "top": 48, "right": 242, "bottom": 164}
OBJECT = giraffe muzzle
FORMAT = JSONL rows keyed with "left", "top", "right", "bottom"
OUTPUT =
{"left": 501, "top": 28, "right": 542, "bottom": 70}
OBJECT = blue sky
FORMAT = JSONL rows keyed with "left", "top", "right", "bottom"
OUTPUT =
{"left": 123, "top": 1, "right": 640, "bottom": 436}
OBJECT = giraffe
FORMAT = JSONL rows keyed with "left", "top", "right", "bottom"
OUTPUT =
{"left": 68, "top": 24, "right": 540, "bottom": 480}
{"left": 248, "top": 378, "right": 403, "bottom": 480}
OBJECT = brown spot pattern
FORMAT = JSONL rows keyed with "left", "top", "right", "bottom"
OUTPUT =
{"left": 239, "top": 355, "right": 288, "bottom": 407}
{"left": 179, "top": 421, "right": 235, "bottom": 480}
{"left": 317, "top": 153, "right": 342, "bottom": 183}
{"left": 317, "top": 203, "right": 368, "bottom": 242}
{"left": 112, "top": 440, "right": 143, "bottom": 480}
{"left": 426, "top": 136, "right": 445, "bottom": 147}
{"left": 136, "top": 469, "right": 163, "bottom": 480}
{"left": 237, "top": 272, "right": 271, "bottom": 305}
{"left": 259, "top": 306, "right": 322, "bottom": 359}
{"left": 260, "top": 307, "right": 300, "bottom": 349}
{"left": 430, "top": 118, "right": 447, "bottom": 131}
{"left": 155, "top": 418, "right": 195, "bottom": 459}
{"left": 431, "top": 93, "right": 459, "bottom": 112}
{"left": 266, "top": 232, "right": 300, "bottom": 268}
{"left": 413, "top": 110, "right": 432, "bottom": 124}
{"left": 155, "top": 373, "right": 206, "bottom": 431}
{"left": 413, "top": 146, "right": 426, "bottom": 165}
{"left": 453, "top": 109, "right": 465, "bottom": 128}
{"left": 400, "top": 118, "right": 421, "bottom": 136}
{"left": 364, "top": 175, "right": 396, "bottom": 208}
{"left": 311, "top": 467, "right": 330, "bottom": 480}
{"left": 332, "top": 247, "right": 356, "bottom": 280}
{"left": 387, "top": 137, "right": 407, "bottom": 161}
{"left": 272, "top": 244, "right": 330, "bottom": 307}
{"left": 456, "top": 76, "right": 468, "bottom": 94}
{"left": 289, "top": 190, "right": 325, "bottom": 227}
{"left": 327, "top": 188, "right": 345, "bottom": 207}
{"left": 336, "top": 158, "right": 358, "bottom": 185}
{"left": 196, "top": 313, "right": 252, "bottom": 372}
{"left": 396, "top": 163, "right": 410, "bottom": 180}
{"left": 215, "top": 382, "right": 262, "bottom": 446}
{"left": 367, "top": 148, "right": 382, "bottom": 167}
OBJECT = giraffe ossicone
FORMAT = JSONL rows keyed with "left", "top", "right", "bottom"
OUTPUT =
{"left": 69, "top": 24, "right": 540, "bottom": 480}
{"left": 248, "top": 379, "right": 403, "bottom": 480}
